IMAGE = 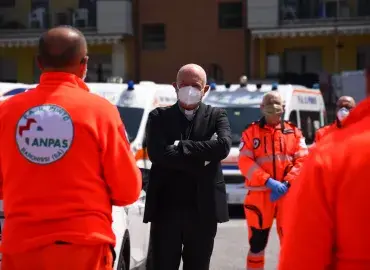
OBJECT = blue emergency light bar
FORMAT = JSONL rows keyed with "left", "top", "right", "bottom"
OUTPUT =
{"left": 312, "top": 83, "right": 320, "bottom": 89}
{"left": 210, "top": 83, "right": 217, "bottom": 90}
{"left": 127, "top": 80, "right": 135, "bottom": 91}
{"left": 271, "top": 83, "right": 278, "bottom": 90}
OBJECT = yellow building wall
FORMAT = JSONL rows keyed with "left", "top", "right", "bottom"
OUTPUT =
{"left": 259, "top": 34, "right": 370, "bottom": 78}
{"left": 0, "top": 44, "right": 136, "bottom": 83}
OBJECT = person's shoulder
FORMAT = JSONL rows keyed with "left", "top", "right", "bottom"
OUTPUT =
{"left": 149, "top": 105, "right": 173, "bottom": 117}
{"left": 82, "top": 91, "right": 121, "bottom": 115}
{"left": 283, "top": 120, "right": 302, "bottom": 135}
{"left": 201, "top": 103, "right": 221, "bottom": 115}
{"left": 243, "top": 120, "right": 260, "bottom": 132}
{"left": 326, "top": 116, "right": 370, "bottom": 145}
{"left": 0, "top": 91, "right": 30, "bottom": 109}
{"left": 284, "top": 120, "right": 298, "bottom": 128}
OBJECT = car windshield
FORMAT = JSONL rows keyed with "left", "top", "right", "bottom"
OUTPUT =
{"left": 116, "top": 106, "right": 145, "bottom": 143}
{"left": 224, "top": 107, "right": 262, "bottom": 146}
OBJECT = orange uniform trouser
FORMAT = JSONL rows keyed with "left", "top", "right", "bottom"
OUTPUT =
{"left": 1, "top": 243, "right": 114, "bottom": 270}
{"left": 244, "top": 191, "right": 287, "bottom": 270}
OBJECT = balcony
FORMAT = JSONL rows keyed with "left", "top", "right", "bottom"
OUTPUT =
{"left": 0, "top": 0, "right": 132, "bottom": 42}
{"left": 0, "top": 7, "right": 96, "bottom": 41}
{"left": 280, "top": 0, "right": 370, "bottom": 27}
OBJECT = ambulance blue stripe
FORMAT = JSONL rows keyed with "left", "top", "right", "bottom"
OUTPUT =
{"left": 222, "top": 165, "right": 239, "bottom": 170}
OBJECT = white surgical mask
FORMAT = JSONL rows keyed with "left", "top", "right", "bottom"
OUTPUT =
{"left": 337, "top": 107, "right": 349, "bottom": 122}
{"left": 178, "top": 86, "right": 202, "bottom": 106}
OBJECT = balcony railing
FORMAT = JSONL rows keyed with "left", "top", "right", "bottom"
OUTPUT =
{"left": 0, "top": 9, "right": 97, "bottom": 34}
{"left": 280, "top": 0, "right": 370, "bottom": 26}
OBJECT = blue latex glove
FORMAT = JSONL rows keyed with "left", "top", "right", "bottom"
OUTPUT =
{"left": 265, "top": 178, "right": 288, "bottom": 194}
{"left": 270, "top": 189, "right": 285, "bottom": 202}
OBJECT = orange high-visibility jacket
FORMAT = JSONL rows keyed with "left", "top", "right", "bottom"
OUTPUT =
{"left": 279, "top": 97, "right": 370, "bottom": 270}
{"left": 314, "top": 121, "right": 340, "bottom": 143}
{"left": 0, "top": 72, "right": 142, "bottom": 254}
{"left": 238, "top": 118, "right": 308, "bottom": 189}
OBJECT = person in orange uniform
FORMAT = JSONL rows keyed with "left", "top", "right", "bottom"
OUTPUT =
{"left": 238, "top": 91, "right": 308, "bottom": 270}
{"left": 0, "top": 26, "right": 142, "bottom": 270}
{"left": 278, "top": 96, "right": 370, "bottom": 270}
{"left": 314, "top": 96, "right": 356, "bottom": 143}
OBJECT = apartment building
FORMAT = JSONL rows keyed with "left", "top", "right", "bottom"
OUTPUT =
{"left": 0, "top": 0, "right": 134, "bottom": 83}
{"left": 248, "top": 0, "right": 370, "bottom": 82}
{"left": 137, "top": 0, "right": 246, "bottom": 83}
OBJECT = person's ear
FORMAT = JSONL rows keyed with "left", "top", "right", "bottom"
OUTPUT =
{"left": 203, "top": 85, "right": 210, "bottom": 95}
{"left": 80, "top": 56, "right": 88, "bottom": 70}
{"left": 172, "top": 82, "right": 178, "bottom": 92}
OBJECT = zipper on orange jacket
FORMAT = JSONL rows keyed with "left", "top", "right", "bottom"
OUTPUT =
{"left": 272, "top": 132, "right": 277, "bottom": 179}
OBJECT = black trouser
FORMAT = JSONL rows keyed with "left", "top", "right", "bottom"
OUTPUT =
{"left": 146, "top": 209, "right": 217, "bottom": 270}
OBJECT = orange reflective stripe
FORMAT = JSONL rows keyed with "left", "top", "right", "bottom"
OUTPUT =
{"left": 240, "top": 149, "right": 254, "bottom": 158}
{"left": 246, "top": 186, "right": 269, "bottom": 191}
{"left": 247, "top": 251, "right": 265, "bottom": 269}
{"left": 246, "top": 163, "right": 263, "bottom": 180}
{"left": 255, "top": 153, "right": 293, "bottom": 165}
{"left": 294, "top": 149, "right": 309, "bottom": 158}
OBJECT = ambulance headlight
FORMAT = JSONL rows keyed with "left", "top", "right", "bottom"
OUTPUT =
{"left": 210, "top": 83, "right": 216, "bottom": 90}
{"left": 272, "top": 83, "right": 278, "bottom": 90}
{"left": 127, "top": 80, "right": 135, "bottom": 91}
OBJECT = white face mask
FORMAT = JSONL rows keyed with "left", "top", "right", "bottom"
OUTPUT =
{"left": 178, "top": 86, "right": 202, "bottom": 106}
{"left": 337, "top": 107, "right": 349, "bottom": 122}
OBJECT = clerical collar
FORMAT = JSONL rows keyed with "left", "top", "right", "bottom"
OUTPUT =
{"left": 178, "top": 103, "right": 199, "bottom": 121}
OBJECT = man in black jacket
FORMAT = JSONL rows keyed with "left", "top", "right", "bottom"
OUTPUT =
{"left": 144, "top": 64, "right": 232, "bottom": 270}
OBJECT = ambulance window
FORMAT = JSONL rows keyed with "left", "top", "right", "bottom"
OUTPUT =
{"left": 299, "top": 111, "right": 321, "bottom": 145}
{"left": 224, "top": 107, "right": 261, "bottom": 146}
{"left": 116, "top": 106, "right": 144, "bottom": 143}
{"left": 288, "top": 110, "right": 298, "bottom": 126}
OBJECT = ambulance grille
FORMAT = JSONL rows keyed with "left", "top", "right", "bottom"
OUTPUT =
{"left": 224, "top": 175, "right": 244, "bottom": 184}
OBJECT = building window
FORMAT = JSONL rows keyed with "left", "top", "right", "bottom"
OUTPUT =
{"left": 357, "top": 46, "right": 370, "bottom": 70}
{"left": 266, "top": 54, "right": 280, "bottom": 77}
{"left": 142, "top": 24, "right": 166, "bottom": 50}
{"left": 218, "top": 2, "right": 243, "bottom": 29}
{"left": 0, "top": 0, "right": 15, "bottom": 8}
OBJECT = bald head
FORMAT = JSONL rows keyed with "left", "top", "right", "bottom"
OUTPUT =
{"left": 262, "top": 91, "right": 283, "bottom": 106}
{"left": 38, "top": 26, "right": 87, "bottom": 69}
{"left": 176, "top": 64, "right": 207, "bottom": 89}
{"left": 173, "top": 64, "right": 209, "bottom": 110}
{"left": 336, "top": 96, "right": 356, "bottom": 110}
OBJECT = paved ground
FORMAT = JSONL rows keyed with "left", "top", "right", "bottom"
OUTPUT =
{"left": 210, "top": 206, "right": 279, "bottom": 270}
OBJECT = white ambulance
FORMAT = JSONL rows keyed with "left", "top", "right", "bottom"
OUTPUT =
{"left": 203, "top": 82, "right": 326, "bottom": 206}
{"left": 88, "top": 81, "right": 178, "bottom": 170}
